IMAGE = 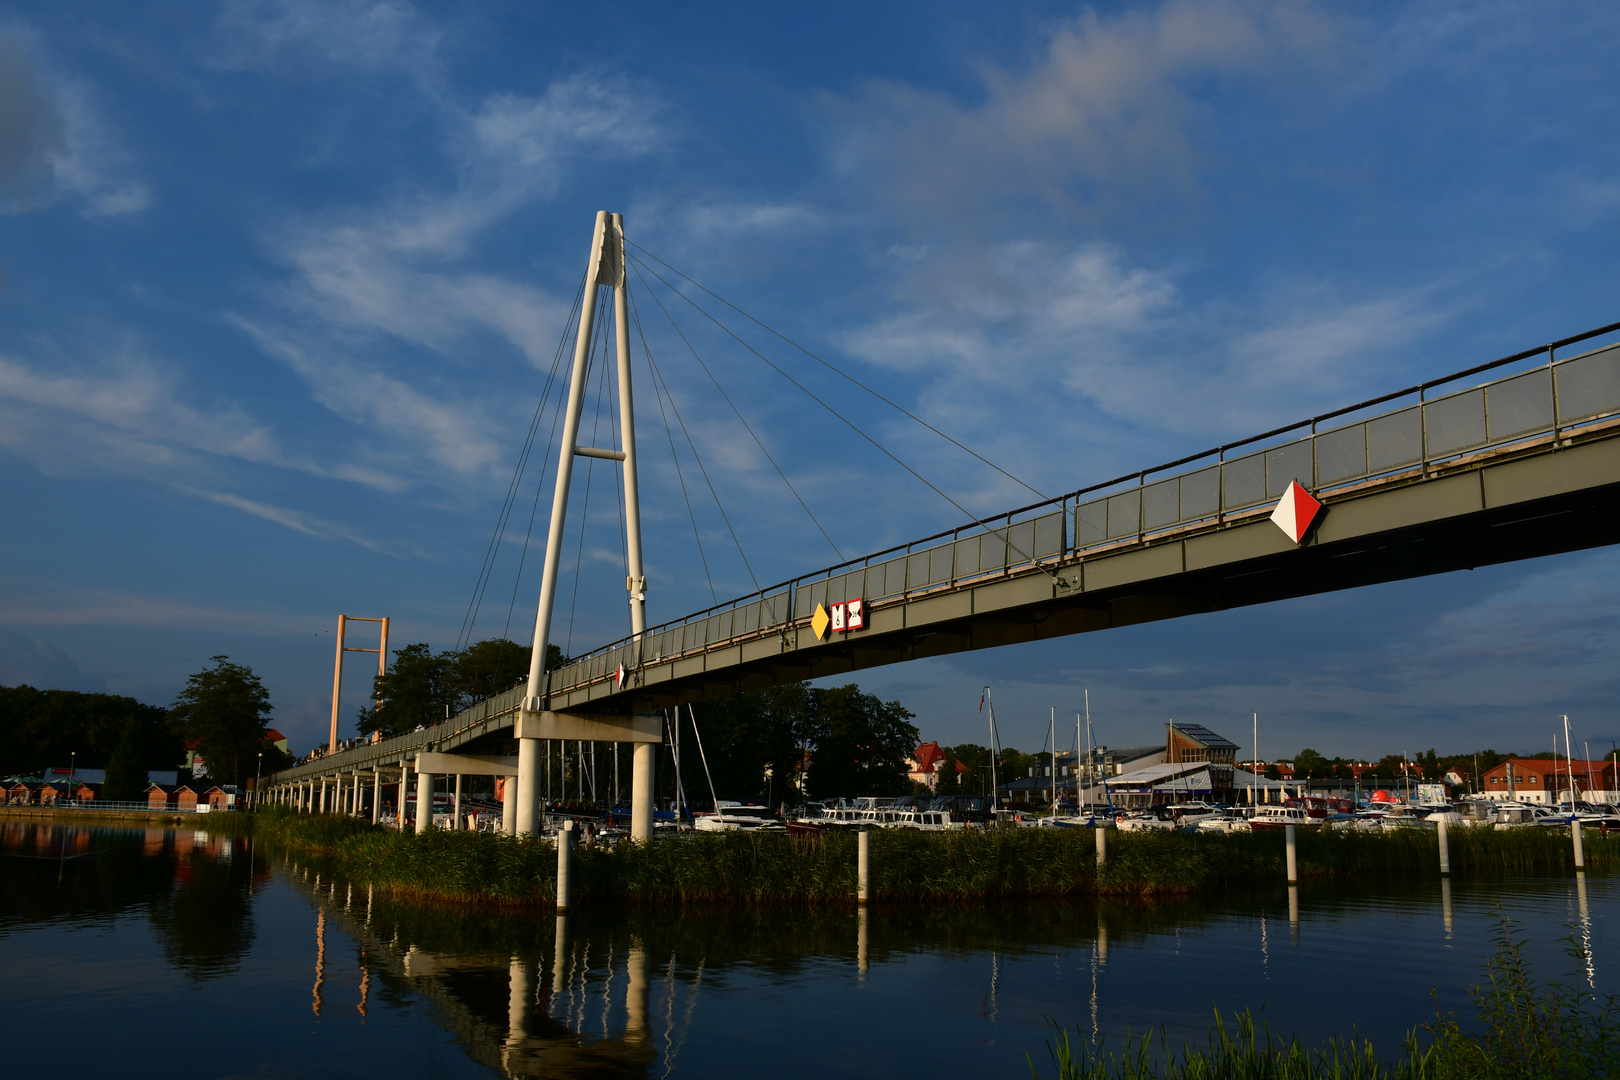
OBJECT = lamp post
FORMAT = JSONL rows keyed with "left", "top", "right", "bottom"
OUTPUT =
{"left": 69, "top": 751, "right": 76, "bottom": 806}
{"left": 255, "top": 753, "right": 263, "bottom": 811}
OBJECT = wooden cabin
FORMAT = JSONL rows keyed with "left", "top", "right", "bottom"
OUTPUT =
{"left": 202, "top": 786, "right": 232, "bottom": 810}
{"left": 6, "top": 781, "right": 34, "bottom": 805}
{"left": 74, "top": 782, "right": 100, "bottom": 802}
{"left": 144, "top": 783, "right": 172, "bottom": 810}
{"left": 173, "top": 785, "right": 198, "bottom": 811}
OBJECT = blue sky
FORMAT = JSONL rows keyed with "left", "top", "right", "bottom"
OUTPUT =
{"left": 3, "top": 0, "right": 1620, "bottom": 763}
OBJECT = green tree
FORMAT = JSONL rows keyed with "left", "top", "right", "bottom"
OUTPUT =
{"left": 1293, "top": 748, "right": 1329, "bottom": 780}
{"left": 804, "top": 685, "right": 919, "bottom": 797}
{"left": 359, "top": 639, "right": 567, "bottom": 738}
{"left": 103, "top": 720, "right": 149, "bottom": 800}
{"left": 168, "top": 657, "right": 273, "bottom": 787}
{"left": 358, "top": 643, "right": 458, "bottom": 737}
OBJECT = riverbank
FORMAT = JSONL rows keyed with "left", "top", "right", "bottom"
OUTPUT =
{"left": 0, "top": 805, "right": 219, "bottom": 827}
{"left": 242, "top": 809, "right": 1618, "bottom": 908}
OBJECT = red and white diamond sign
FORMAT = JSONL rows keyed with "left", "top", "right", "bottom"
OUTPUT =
{"left": 1270, "top": 481, "right": 1323, "bottom": 544}
{"left": 615, "top": 663, "right": 628, "bottom": 689}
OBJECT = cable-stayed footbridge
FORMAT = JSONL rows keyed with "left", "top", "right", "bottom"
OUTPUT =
{"left": 267, "top": 212, "right": 1620, "bottom": 839}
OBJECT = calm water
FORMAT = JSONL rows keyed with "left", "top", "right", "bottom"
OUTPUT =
{"left": 1, "top": 823, "right": 1614, "bottom": 1078}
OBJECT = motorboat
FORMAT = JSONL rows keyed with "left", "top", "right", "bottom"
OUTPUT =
{"left": 1249, "top": 804, "right": 1313, "bottom": 830}
{"left": 1492, "top": 802, "right": 1559, "bottom": 830}
{"left": 1196, "top": 808, "right": 1253, "bottom": 834}
{"left": 1115, "top": 802, "right": 1223, "bottom": 831}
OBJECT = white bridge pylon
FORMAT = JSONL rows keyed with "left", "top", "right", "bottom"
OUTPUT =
{"left": 515, "top": 211, "right": 658, "bottom": 841}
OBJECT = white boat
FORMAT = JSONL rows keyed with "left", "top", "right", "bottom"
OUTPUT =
{"left": 1196, "top": 808, "right": 1253, "bottom": 834}
{"left": 692, "top": 801, "right": 784, "bottom": 832}
{"left": 1249, "top": 804, "right": 1312, "bottom": 830}
{"left": 1115, "top": 802, "right": 1223, "bottom": 831}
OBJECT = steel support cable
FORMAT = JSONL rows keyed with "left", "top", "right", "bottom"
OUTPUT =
{"left": 459, "top": 272, "right": 588, "bottom": 651}
{"left": 627, "top": 286, "right": 729, "bottom": 601}
{"left": 626, "top": 239, "right": 1048, "bottom": 500}
{"left": 628, "top": 254, "right": 1057, "bottom": 578}
{"left": 633, "top": 291, "right": 758, "bottom": 592}
{"left": 629, "top": 260, "right": 845, "bottom": 563}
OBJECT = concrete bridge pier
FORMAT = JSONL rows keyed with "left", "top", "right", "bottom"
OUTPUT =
{"left": 415, "top": 764, "right": 436, "bottom": 835}
{"left": 452, "top": 774, "right": 463, "bottom": 830}
{"left": 371, "top": 772, "right": 381, "bottom": 824}
{"left": 515, "top": 710, "right": 661, "bottom": 839}
{"left": 351, "top": 772, "right": 361, "bottom": 816}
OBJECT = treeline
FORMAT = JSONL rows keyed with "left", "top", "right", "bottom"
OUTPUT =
{"left": 676, "top": 683, "right": 919, "bottom": 802}
{"left": 0, "top": 685, "right": 180, "bottom": 793}
{"left": 1, "top": 655, "right": 293, "bottom": 797}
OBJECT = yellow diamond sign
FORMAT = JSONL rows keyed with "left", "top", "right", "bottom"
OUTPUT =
{"left": 811, "top": 603, "right": 831, "bottom": 640}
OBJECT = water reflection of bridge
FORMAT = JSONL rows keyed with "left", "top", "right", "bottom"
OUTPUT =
{"left": 285, "top": 858, "right": 661, "bottom": 1079}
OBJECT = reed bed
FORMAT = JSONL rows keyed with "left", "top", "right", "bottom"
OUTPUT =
{"left": 240, "top": 809, "right": 1618, "bottom": 908}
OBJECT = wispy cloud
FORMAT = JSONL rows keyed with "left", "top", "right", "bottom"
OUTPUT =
{"left": 827, "top": 0, "right": 1344, "bottom": 228}
{"left": 0, "top": 30, "right": 147, "bottom": 216}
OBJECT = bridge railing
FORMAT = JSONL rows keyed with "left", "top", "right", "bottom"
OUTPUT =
{"left": 1070, "top": 338, "right": 1620, "bottom": 549}
{"left": 541, "top": 325, "right": 1620, "bottom": 699}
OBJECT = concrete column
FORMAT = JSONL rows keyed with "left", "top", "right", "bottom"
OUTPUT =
{"left": 318, "top": 779, "right": 328, "bottom": 814}
{"left": 1284, "top": 822, "right": 1299, "bottom": 885}
{"left": 516, "top": 737, "right": 539, "bottom": 836}
{"left": 1572, "top": 818, "right": 1586, "bottom": 870}
{"left": 556, "top": 820, "right": 574, "bottom": 910}
{"left": 372, "top": 771, "right": 381, "bottom": 825}
{"left": 397, "top": 760, "right": 408, "bottom": 829}
{"left": 453, "top": 774, "right": 463, "bottom": 831}
{"left": 415, "top": 769, "right": 435, "bottom": 835}
{"left": 1095, "top": 823, "right": 1107, "bottom": 866}
{"left": 1437, "top": 816, "right": 1451, "bottom": 876}
{"left": 502, "top": 776, "right": 517, "bottom": 835}
{"left": 857, "top": 828, "right": 870, "bottom": 905}
{"left": 352, "top": 772, "right": 362, "bottom": 816}
{"left": 630, "top": 742, "right": 655, "bottom": 842}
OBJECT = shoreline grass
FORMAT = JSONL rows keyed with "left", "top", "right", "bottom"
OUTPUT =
{"left": 1034, "top": 912, "right": 1620, "bottom": 1080}
{"left": 239, "top": 808, "right": 1617, "bottom": 909}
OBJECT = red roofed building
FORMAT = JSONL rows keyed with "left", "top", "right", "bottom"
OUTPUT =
{"left": 1481, "top": 759, "right": 1616, "bottom": 805}
{"left": 907, "top": 742, "right": 947, "bottom": 791}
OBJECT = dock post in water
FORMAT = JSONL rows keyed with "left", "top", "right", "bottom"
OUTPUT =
{"left": 857, "top": 828, "right": 870, "bottom": 905}
{"left": 1095, "top": 822, "right": 1107, "bottom": 866}
{"left": 1284, "top": 822, "right": 1298, "bottom": 885}
{"left": 1437, "top": 816, "right": 1451, "bottom": 876}
{"left": 1572, "top": 818, "right": 1586, "bottom": 871}
{"left": 556, "top": 820, "right": 574, "bottom": 911}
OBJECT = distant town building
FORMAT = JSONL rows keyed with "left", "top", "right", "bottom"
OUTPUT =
{"left": 1165, "top": 722, "right": 1238, "bottom": 791}
{"left": 907, "top": 742, "right": 947, "bottom": 790}
{"left": 1480, "top": 759, "right": 1616, "bottom": 804}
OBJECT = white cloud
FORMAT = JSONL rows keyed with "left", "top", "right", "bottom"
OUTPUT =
{"left": 210, "top": 0, "right": 441, "bottom": 80}
{"left": 0, "top": 576, "right": 319, "bottom": 634}
{"left": 828, "top": 0, "right": 1343, "bottom": 225}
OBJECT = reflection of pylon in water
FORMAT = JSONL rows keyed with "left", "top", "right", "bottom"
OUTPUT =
{"left": 358, "top": 951, "right": 369, "bottom": 1018}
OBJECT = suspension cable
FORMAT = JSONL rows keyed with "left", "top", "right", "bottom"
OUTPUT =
{"left": 630, "top": 253, "right": 1056, "bottom": 578}
{"left": 630, "top": 260, "right": 845, "bottom": 563}
{"left": 627, "top": 238, "right": 1047, "bottom": 500}
{"left": 459, "top": 272, "right": 586, "bottom": 651}
{"left": 628, "top": 286, "right": 721, "bottom": 603}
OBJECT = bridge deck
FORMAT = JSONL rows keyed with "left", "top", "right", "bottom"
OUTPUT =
{"left": 272, "top": 334, "right": 1620, "bottom": 786}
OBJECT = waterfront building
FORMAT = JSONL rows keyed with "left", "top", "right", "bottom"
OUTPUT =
{"left": 1480, "top": 759, "right": 1617, "bottom": 804}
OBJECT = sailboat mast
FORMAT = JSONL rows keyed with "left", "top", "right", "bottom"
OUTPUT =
{"left": 1050, "top": 706, "right": 1057, "bottom": 814}
{"left": 1252, "top": 712, "right": 1258, "bottom": 807}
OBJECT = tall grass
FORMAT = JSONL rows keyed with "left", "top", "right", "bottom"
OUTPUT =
{"left": 1034, "top": 912, "right": 1620, "bottom": 1080}
{"left": 241, "top": 808, "right": 1618, "bottom": 908}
